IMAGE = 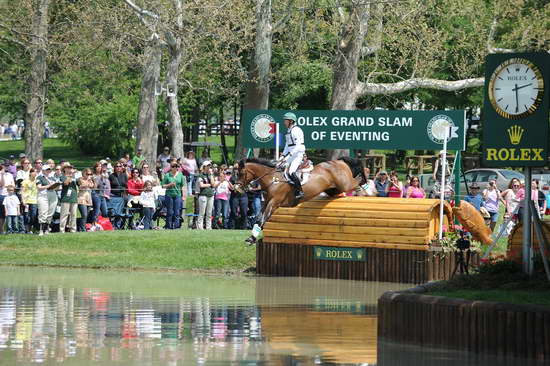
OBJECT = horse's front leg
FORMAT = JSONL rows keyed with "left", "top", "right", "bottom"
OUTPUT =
{"left": 245, "top": 199, "right": 279, "bottom": 245}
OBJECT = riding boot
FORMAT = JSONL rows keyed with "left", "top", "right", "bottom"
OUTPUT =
{"left": 291, "top": 173, "right": 304, "bottom": 200}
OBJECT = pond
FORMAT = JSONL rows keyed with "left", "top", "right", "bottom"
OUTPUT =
{"left": 0, "top": 267, "right": 541, "bottom": 365}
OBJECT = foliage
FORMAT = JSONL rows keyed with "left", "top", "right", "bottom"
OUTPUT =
{"left": 478, "top": 255, "right": 522, "bottom": 275}
{"left": 0, "top": 139, "right": 101, "bottom": 169}
{"left": 47, "top": 65, "right": 140, "bottom": 157}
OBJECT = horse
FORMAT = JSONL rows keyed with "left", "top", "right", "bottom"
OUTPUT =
{"left": 237, "top": 156, "right": 366, "bottom": 244}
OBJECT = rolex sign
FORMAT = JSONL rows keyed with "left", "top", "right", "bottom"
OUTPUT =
{"left": 482, "top": 53, "right": 550, "bottom": 167}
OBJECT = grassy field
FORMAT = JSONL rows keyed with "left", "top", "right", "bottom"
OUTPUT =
{"left": 0, "top": 229, "right": 255, "bottom": 271}
{"left": 0, "top": 136, "right": 236, "bottom": 169}
{"left": 0, "top": 138, "right": 102, "bottom": 169}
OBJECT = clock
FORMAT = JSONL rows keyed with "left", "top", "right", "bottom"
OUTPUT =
{"left": 488, "top": 57, "right": 545, "bottom": 119}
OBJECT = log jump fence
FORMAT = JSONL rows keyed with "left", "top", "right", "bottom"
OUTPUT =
{"left": 257, "top": 197, "right": 462, "bottom": 283}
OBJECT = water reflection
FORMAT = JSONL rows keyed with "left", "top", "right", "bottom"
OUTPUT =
{"left": 1, "top": 267, "right": 539, "bottom": 366}
{"left": 0, "top": 267, "right": 407, "bottom": 365}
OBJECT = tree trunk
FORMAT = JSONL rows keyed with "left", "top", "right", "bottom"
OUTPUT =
{"left": 165, "top": 1, "right": 184, "bottom": 159}
{"left": 235, "top": 0, "right": 272, "bottom": 160}
{"left": 328, "top": 4, "right": 371, "bottom": 160}
{"left": 219, "top": 105, "right": 229, "bottom": 165}
{"left": 136, "top": 34, "right": 161, "bottom": 170}
{"left": 25, "top": 0, "right": 50, "bottom": 161}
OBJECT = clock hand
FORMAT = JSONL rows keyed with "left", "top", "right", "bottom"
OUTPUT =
{"left": 512, "top": 83, "right": 532, "bottom": 92}
{"left": 514, "top": 84, "right": 519, "bottom": 113}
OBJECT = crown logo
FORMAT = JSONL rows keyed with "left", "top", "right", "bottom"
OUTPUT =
{"left": 508, "top": 125, "right": 524, "bottom": 145}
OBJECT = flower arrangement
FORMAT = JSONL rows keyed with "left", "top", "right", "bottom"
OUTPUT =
{"left": 430, "top": 224, "right": 483, "bottom": 254}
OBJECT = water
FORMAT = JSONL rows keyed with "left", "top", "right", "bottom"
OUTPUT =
{"left": 0, "top": 267, "right": 542, "bottom": 365}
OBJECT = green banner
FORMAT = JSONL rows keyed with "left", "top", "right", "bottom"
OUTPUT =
{"left": 242, "top": 109, "right": 466, "bottom": 150}
{"left": 314, "top": 246, "right": 366, "bottom": 262}
{"left": 482, "top": 53, "right": 550, "bottom": 167}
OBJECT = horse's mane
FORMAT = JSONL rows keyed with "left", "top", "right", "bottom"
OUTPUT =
{"left": 240, "top": 158, "right": 276, "bottom": 168}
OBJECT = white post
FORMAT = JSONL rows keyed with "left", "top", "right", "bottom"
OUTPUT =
{"left": 523, "top": 167, "right": 533, "bottom": 275}
{"left": 275, "top": 123, "right": 280, "bottom": 160}
{"left": 438, "top": 127, "right": 450, "bottom": 240}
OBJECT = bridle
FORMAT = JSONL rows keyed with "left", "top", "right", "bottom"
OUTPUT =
{"left": 239, "top": 164, "right": 284, "bottom": 190}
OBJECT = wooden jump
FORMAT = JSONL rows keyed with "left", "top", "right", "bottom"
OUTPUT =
{"left": 257, "top": 197, "right": 461, "bottom": 283}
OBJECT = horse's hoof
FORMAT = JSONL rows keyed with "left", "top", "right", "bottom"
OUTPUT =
{"left": 245, "top": 236, "right": 257, "bottom": 246}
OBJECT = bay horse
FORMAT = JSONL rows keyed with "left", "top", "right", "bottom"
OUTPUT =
{"left": 237, "top": 156, "right": 366, "bottom": 244}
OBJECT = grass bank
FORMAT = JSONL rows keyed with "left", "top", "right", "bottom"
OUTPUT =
{"left": 427, "top": 260, "right": 550, "bottom": 306}
{"left": 0, "top": 229, "right": 255, "bottom": 272}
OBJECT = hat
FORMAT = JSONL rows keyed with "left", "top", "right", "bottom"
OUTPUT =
{"left": 201, "top": 160, "right": 212, "bottom": 168}
{"left": 62, "top": 163, "right": 73, "bottom": 169}
{"left": 99, "top": 159, "right": 107, "bottom": 165}
{"left": 9, "top": 155, "right": 14, "bottom": 159}
{"left": 19, "top": 153, "right": 26, "bottom": 158}
{"left": 105, "top": 157, "right": 111, "bottom": 161}
{"left": 379, "top": 170, "right": 387, "bottom": 175}
{"left": 470, "top": 184, "right": 479, "bottom": 189}
{"left": 137, "top": 148, "right": 142, "bottom": 151}
{"left": 283, "top": 112, "right": 297, "bottom": 122}
{"left": 42, "top": 165, "right": 51, "bottom": 171}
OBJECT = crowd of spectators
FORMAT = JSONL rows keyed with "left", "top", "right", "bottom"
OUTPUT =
{"left": 0, "top": 147, "right": 263, "bottom": 235}
{"left": 1, "top": 147, "right": 545, "bottom": 235}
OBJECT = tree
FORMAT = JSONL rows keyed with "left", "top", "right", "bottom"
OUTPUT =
{"left": 0, "top": 0, "right": 50, "bottom": 160}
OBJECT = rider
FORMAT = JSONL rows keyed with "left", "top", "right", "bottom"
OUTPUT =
{"left": 278, "top": 112, "right": 305, "bottom": 200}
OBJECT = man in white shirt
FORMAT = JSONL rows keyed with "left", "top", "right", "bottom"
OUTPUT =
{"left": 278, "top": 112, "right": 306, "bottom": 199}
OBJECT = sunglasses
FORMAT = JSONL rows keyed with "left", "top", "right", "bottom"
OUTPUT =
{"left": 143, "top": 166, "right": 149, "bottom": 169}
{"left": 171, "top": 165, "right": 179, "bottom": 168}
{"left": 513, "top": 185, "right": 520, "bottom": 188}
{"left": 115, "top": 165, "right": 122, "bottom": 168}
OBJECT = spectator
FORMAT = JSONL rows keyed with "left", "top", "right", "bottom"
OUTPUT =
{"left": 482, "top": 179, "right": 503, "bottom": 231}
{"left": 0, "top": 164, "right": 16, "bottom": 233}
{"left": 464, "top": 184, "right": 483, "bottom": 211}
{"left": 140, "top": 163, "right": 155, "bottom": 183}
{"left": 387, "top": 172, "right": 403, "bottom": 198}
{"left": 213, "top": 170, "right": 231, "bottom": 229}
{"left": 196, "top": 161, "right": 216, "bottom": 230}
{"left": 123, "top": 153, "right": 133, "bottom": 170}
{"left": 21, "top": 168, "right": 38, "bottom": 233}
{"left": 16, "top": 158, "right": 31, "bottom": 183}
{"left": 77, "top": 168, "right": 94, "bottom": 232}
{"left": 36, "top": 165, "right": 58, "bottom": 235}
{"left": 91, "top": 162, "right": 109, "bottom": 223}
{"left": 140, "top": 181, "right": 156, "bottom": 230}
{"left": 406, "top": 176, "right": 426, "bottom": 198}
{"left": 132, "top": 148, "right": 146, "bottom": 169}
{"left": 33, "top": 159, "right": 43, "bottom": 175}
{"left": 109, "top": 162, "right": 128, "bottom": 230}
{"left": 127, "top": 168, "right": 144, "bottom": 198}
{"left": 59, "top": 165, "right": 78, "bottom": 233}
{"left": 432, "top": 151, "right": 451, "bottom": 182}
{"left": 198, "top": 150, "right": 211, "bottom": 167}
{"left": 248, "top": 180, "right": 262, "bottom": 227}
{"left": 374, "top": 170, "right": 390, "bottom": 197}
{"left": 501, "top": 179, "right": 521, "bottom": 220}
{"left": 162, "top": 162, "right": 186, "bottom": 229}
{"left": 158, "top": 147, "right": 172, "bottom": 170}
{"left": 6, "top": 156, "right": 16, "bottom": 178}
{"left": 535, "top": 180, "right": 547, "bottom": 218}
{"left": 3, "top": 185, "right": 20, "bottom": 233}
{"left": 46, "top": 159, "right": 55, "bottom": 171}
{"left": 229, "top": 163, "right": 248, "bottom": 229}
{"left": 181, "top": 151, "right": 198, "bottom": 196}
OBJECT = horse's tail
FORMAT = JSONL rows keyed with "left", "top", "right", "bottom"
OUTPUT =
{"left": 338, "top": 156, "right": 366, "bottom": 185}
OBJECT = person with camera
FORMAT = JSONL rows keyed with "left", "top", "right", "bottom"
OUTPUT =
{"left": 482, "top": 179, "right": 504, "bottom": 231}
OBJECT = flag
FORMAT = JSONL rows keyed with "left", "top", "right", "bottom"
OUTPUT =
{"left": 269, "top": 122, "right": 277, "bottom": 134}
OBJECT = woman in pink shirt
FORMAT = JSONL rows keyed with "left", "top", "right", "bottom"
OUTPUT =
{"left": 387, "top": 172, "right": 403, "bottom": 198}
{"left": 406, "top": 176, "right": 425, "bottom": 198}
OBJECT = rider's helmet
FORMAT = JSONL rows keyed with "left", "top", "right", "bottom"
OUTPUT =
{"left": 283, "top": 112, "right": 297, "bottom": 123}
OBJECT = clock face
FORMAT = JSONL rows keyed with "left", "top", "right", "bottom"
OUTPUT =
{"left": 488, "top": 58, "right": 544, "bottom": 119}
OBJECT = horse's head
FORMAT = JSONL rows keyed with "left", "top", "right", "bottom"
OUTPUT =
{"left": 236, "top": 158, "right": 276, "bottom": 191}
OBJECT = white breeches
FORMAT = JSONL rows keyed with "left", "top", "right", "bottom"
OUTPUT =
{"left": 286, "top": 152, "right": 304, "bottom": 175}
